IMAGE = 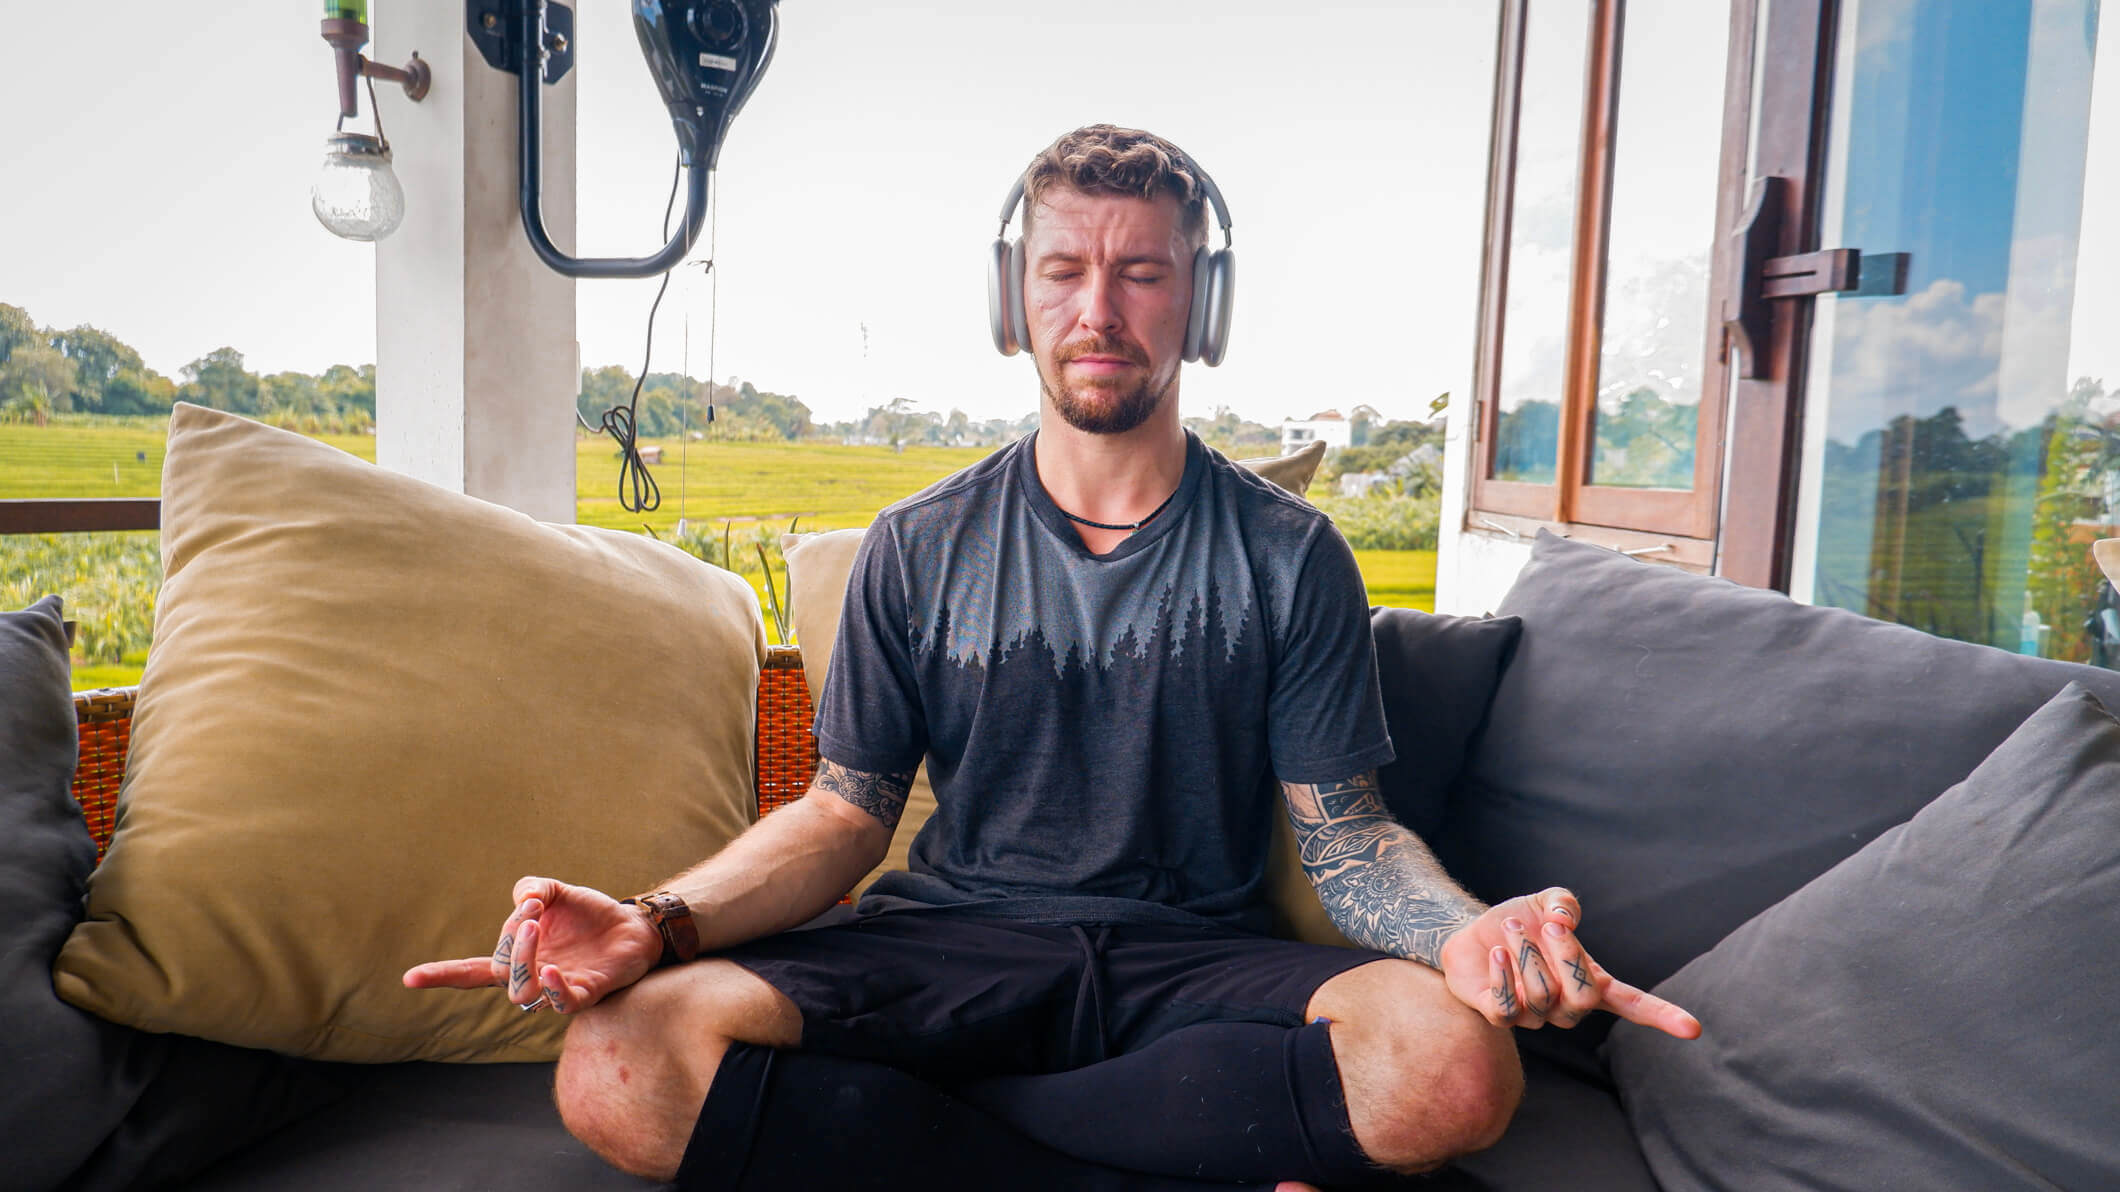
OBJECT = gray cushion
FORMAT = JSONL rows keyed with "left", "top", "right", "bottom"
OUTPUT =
{"left": 187, "top": 1062, "right": 666, "bottom": 1191}
{"left": 0, "top": 595, "right": 138, "bottom": 1190}
{"left": 1444, "top": 1052, "right": 1655, "bottom": 1192}
{"left": 0, "top": 596, "right": 346, "bottom": 1192}
{"left": 1606, "top": 682, "right": 2120, "bottom": 1191}
{"left": 1370, "top": 608, "right": 1522, "bottom": 842}
{"left": 1437, "top": 531, "right": 2120, "bottom": 1073}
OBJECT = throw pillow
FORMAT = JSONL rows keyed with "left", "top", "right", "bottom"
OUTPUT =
{"left": 1238, "top": 438, "right": 1325, "bottom": 496}
{"left": 53, "top": 404, "right": 766, "bottom": 1063}
{"left": 0, "top": 595, "right": 142, "bottom": 1188}
{"left": 782, "top": 528, "right": 934, "bottom": 897}
{"left": 1264, "top": 608, "right": 1523, "bottom": 948}
{"left": 1442, "top": 530, "right": 2120, "bottom": 1073}
{"left": 0, "top": 597, "right": 344, "bottom": 1190}
{"left": 2094, "top": 536, "right": 2120, "bottom": 586}
{"left": 1606, "top": 683, "right": 2120, "bottom": 1191}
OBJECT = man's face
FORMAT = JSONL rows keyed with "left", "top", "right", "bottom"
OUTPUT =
{"left": 1022, "top": 187, "right": 1197, "bottom": 436}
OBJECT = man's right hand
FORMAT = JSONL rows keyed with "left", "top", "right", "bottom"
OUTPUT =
{"left": 402, "top": 876, "right": 662, "bottom": 1014}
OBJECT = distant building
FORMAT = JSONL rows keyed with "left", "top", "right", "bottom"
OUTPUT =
{"left": 1281, "top": 409, "right": 1351, "bottom": 455}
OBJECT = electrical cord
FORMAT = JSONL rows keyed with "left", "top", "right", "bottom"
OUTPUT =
{"left": 578, "top": 151, "right": 699, "bottom": 513}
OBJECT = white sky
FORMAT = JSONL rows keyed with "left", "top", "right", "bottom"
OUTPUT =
{"left": 0, "top": 1, "right": 1499, "bottom": 427}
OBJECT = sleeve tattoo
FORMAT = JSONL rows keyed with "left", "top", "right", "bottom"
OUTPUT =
{"left": 1282, "top": 771, "right": 1483, "bottom": 969}
{"left": 813, "top": 759, "right": 917, "bottom": 832}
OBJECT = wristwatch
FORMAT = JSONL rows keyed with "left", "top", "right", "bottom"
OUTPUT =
{"left": 620, "top": 891, "right": 700, "bottom": 967}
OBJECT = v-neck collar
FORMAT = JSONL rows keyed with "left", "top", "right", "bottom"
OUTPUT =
{"left": 1017, "top": 428, "right": 1206, "bottom": 563}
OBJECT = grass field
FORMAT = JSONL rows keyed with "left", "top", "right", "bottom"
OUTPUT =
{"left": 6, "top": 423, "right": 1436, "bottom": 689}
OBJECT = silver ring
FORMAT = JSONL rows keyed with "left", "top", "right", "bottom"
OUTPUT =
{"left": 518, "top": 993, "right": 550, "bottom": 1012}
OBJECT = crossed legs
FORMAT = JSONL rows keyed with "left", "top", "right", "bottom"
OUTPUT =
{"left": 554, "top": 949, "right": 1520, "bottom": 1186}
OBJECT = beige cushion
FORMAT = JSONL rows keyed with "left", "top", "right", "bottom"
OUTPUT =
{"left": 1239, "top": 438, "right": 1326, "bottom": 497}
{"left": 2095, "top": 539, "right": 2120, "bottom": 590}
{"left": 53, "top": 404, "right": 765, "bottom": 1063}
{"left": 781, "top": 528, "right": 935, "bottom": 896}
{"left": 780, "top": 438, "right": 1346, "bottom": 940}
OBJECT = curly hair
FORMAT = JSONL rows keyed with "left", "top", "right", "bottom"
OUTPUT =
{"left": 1019, "top": 124, "right": 1210, "bottom": 248}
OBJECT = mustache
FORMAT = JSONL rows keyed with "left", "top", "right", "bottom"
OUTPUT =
{"left": 1057, "top": 336, "right": 1148, "bottom": 367}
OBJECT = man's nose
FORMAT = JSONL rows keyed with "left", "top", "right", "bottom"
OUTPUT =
{"left": 1077, "top": 272, "right": 1122, "bottom": 333}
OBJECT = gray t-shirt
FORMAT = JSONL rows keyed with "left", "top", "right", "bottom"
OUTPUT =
{"left": 815, "top": 429, "right": 1394, "bottom": 930}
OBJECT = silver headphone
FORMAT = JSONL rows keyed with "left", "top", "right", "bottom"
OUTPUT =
{"left": 986, "top": 160, "right": 1236, "bottom": 366}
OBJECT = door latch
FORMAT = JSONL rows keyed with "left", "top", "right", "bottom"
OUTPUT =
{"left": 1722, "top": 176, "right": 1909, "bottom": 379}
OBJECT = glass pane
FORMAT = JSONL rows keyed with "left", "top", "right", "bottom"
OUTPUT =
{"left": 1792, "top": 0, "right": 2117, "bottom": 662}
{"left": 1586, "top": 0, "right": 1731, "bottom": 489}
{"left": 1492, "top": 0, "right": 1593, "bottom": 484}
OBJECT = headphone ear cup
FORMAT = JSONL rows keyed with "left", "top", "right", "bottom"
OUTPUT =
{"left": 1183, "top": 245, "right": 1212, "bottom": 363}
{"left": 1007, "top": 239, "right": 1031, "bottom": 359}
{"left": 987, "top": 236, "right": 1016, "bottom": 355}
{"left": 1200, "top": 247, "right": 1235, "bottom": 367}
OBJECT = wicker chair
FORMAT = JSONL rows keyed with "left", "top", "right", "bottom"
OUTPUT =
{"left": 69, "top": 644, "right": 818, "bottom": 863}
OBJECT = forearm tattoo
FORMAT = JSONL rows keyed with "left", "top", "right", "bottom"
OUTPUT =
{"left": 813, "top": 759, "right": 917, "bottom": 831}
{"left": 1283, "top": 772, "right": 1482, "bottom": 969}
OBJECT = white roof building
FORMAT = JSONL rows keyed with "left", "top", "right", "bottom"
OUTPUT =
{"left": 1281, "top": 410, "right": 1352, "bottom": 455}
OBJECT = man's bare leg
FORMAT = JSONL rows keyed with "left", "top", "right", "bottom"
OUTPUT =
{"left": 553, "top": 958, "right": 801, "bottom": 1181}
{"left": 1303, "top": 956, "right": 1523, "bottom": 1175}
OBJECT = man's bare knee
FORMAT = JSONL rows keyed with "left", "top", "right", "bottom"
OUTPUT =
{"left": 553, "top": 960, "right": 801, "bottom": 1181}
{"left": 1309, "top": 959, "right": 1523, "bottom": 1173}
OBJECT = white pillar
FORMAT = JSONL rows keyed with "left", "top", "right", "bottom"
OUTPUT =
{"left": 372, "top": 2, "right": 577, "bottom": 523}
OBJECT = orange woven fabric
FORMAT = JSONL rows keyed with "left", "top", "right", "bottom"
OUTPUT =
{"left": 756, "top": 645, "right": 818, "bottom": 818}
{"left": 72, "top": 688, "right": 135, "bottom": 864}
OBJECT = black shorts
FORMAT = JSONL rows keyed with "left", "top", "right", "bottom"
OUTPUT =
{"left": 718, "top": 907, "right": 1393, "bottom": 1086}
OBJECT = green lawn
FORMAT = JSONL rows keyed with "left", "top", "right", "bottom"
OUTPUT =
{"left": 1354, "top": 549, "right": 1437, "bottom": 612}
{"left": 576, "top": 437, "right": 989, "bottom": 534}
{"left": 6, "top": 423, "right": 1435, "bottom": 688}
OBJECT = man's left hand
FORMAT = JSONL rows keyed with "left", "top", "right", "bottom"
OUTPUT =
{"left": 1437, "top": 887, "right": 1700, "bottom": 1039}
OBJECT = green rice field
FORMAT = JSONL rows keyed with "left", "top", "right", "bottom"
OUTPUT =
{"left": 4, "top": 423, "right": 1437, "bottom": 689}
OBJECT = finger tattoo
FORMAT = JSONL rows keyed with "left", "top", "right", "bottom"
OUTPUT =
{"left": 494, "top": 932, "right": 514, "bottom": 964}
{"left": 1567, "top": 956, "right": 1593, "bottom": 992}
{"left": 510, "top": 959, "right": 532, "bottom": 996}
{"left": 1517, "top": 940, "right": 1555, "bottom": 1014}
{"left": 1495, "top": 980, "right": 1518, "bottom": 1016}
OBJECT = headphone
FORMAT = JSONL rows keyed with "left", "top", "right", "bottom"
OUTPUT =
{"left": 987, "top": 157, "right": 1237, "bottom": 366}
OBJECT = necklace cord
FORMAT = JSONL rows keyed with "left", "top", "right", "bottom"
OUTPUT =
{"left": 1056, "top": 486, "right": 1179, "bottom": 533}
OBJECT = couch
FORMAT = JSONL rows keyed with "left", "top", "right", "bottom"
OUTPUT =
{"left": 8, "top": 405, "right": 2118, "bottom": 1190}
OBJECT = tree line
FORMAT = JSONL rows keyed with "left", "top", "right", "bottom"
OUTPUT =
{"left": 5, "top": 299, "right": 1438, "bottom": 458}
{"left": 1, "top": 303, "right": 376, "bottom": 434}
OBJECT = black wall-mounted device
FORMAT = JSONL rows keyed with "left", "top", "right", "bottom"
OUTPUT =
{"left": 467, "top": 0, "right": 780, "bottom": 279}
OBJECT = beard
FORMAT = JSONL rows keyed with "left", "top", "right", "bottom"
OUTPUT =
{"left": 1038, "top": 335, "right": 1174, "bottom": 436}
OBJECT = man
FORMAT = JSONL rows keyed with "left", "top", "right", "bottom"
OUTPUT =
{"left": 407, "top": 125, "right": 1697, "bottom": 1190}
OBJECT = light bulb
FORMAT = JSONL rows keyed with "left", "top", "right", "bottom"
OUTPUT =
{"left": 312, "top": 132, "right": 405, "bottom": 242}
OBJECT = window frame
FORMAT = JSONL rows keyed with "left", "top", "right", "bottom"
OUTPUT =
{"left": 1468, "top": 0, "right": 1757, "bottom": 550}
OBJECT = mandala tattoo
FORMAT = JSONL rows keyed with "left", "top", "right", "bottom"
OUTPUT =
{"left": 814, "top": 759, "right": 917, "bottom": 830}
{"left": 1283, "top": 772, "right": 1482, "bottom": 969}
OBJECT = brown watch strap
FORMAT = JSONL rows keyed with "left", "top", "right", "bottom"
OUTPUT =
{"left": 621, "top": 891, "right": 700, "bottom": 967}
